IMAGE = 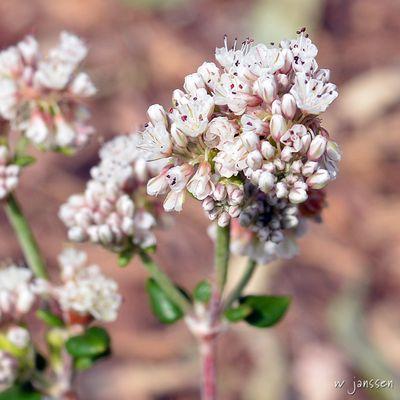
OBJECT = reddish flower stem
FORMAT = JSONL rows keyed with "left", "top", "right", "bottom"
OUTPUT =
{"left": 200, "top": 335, "right": 218, "bottom": 400}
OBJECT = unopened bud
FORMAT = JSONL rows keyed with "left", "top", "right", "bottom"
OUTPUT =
{"left": 271, "top": 100, "right": 282, "bottom": 115}
{"left": 147, "top": 104, "right": 167, "bottom": 126}
{"left": 202, "top": 197, "right": 215, "bottom": 211}
{"left": 217, "top": 211, "right": 230, "bottom": 227}
{"left": 253, "top": 74, "right": 277, "bottom": 104}
{"left": 241, "top": 131, "right": 259, "bottom": 150}
{"left": 270, "top": 114, "right": 287, "bottom": 141}
{"left": 289, "top": 188, "right": 308, "bottom": 204}
{"left": 307, "top": 169, "right": 330, "bottom": 189}
{"left": 281, "top": 93, "right": 297, "bottom": 119}
{"left": 246, "top": 150, "right": 263, "bottom": 170}
{"left": 261, "top": 141, "right": 275, "bottom": 159}
{"left": 258, "top": 171, "right": 275, "bottom": 193}
{"left": 308, "top": 135, "right": 327, "bottom": 160}
{"left": 183, "top": 73, "right": 205, "bottom": 94}
{"left": 213, "top": 184, "right": 227, "bottom": 201}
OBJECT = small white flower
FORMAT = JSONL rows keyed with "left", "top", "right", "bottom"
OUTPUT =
{"left": 290, "top": 72, "right": 338, "bottom": 114}
{"left": 187, "top": 162, "right": 214, "bottom": 200}
{"left": 203, "top": 116, "right": 237, "bottom": 149}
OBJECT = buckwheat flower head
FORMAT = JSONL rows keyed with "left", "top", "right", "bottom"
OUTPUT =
{"left": 0, "top": 31, "right": 95, "bottom": 151}
{"left": 54, "top": 248, "right": 122, "bottom": 323}
{"left": 60, "top": 134, "right": 162, "bottom": 253}
{"left": 139, "top": 28, "right": 340, "bottom": 233}
{"left": 0, "top": 350, "right": 17, "bottom": 391}
{"left": 0, "top": 145, "right": 20, "bottom": 200}
{"left": 0, "top": 264, "right": 37, "bottom": 321}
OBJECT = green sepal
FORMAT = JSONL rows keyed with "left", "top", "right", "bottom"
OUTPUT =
{"left": 65, "top": 327, "right": 110, "bottom": 358}
{"left": 240, "top": 295, "right": 291, "bottom": 328}
{"left": 118, "top": 247, "right": 136, "bottom": 267}
{"left": 193, "top": 280, "right": 212, "bottom": 304}
{"left": 36, "top": 309, "right": 65, "bottom": 328}
{"left": 224, "top": 304, "right": 252, "bottom": 322}
{"left": 74, "top": 356, "right": 94, "bottom": 371}
{"left": 146, "top": 278, "right": 184, "bottom": 324}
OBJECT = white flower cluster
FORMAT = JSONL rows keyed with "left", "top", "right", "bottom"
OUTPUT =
{"left": 0, "top": 264, "right": 37, "bottom": 321}
{"left": 0, "top": 31, "right": 95, "bottom": 150}
{"left": 52, "top": 248, "right": 122, "bottom": 323}
{"left": 139, "top": 30, "right": 341, "bottom": 263}
{"left": 59, "top": 134, "right": 160, "bottom": 253}
{"left": 0, "top": 350, "right": 17, "bottom": 391}
{"left": 0, "top": 145, "right": 20, "bottom": 200}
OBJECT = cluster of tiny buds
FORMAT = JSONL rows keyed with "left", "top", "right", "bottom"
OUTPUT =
{"left": 202, "top": 183, "right": 244, "bottom": 227}
{"left": 0, "top": 31, "right": 95, "bottom": 151}
{"left": 59, "top": 134, "right": 160, "bottom": 253}
{"left": 0, "top": 145, "right": 20, "bottom": 200}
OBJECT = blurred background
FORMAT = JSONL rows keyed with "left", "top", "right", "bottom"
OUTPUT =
{"left": 0, "top": 0, "right": 399, "bottom": 399}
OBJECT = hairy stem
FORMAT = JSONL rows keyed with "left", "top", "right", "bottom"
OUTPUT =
{"left": 224, "top": 259, "right": 257, "bottom": 310}
{"left": 4, "top": 193, "right": 48, "bottom": 279}
{"left": 215, "top": 224, "right": 230, "bottom": 293}
{"left": 139, "top": 250, "right": 191, "bottom": 313}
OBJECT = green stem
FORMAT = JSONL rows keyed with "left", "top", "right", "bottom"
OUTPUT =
{"left": 139, "top": 250, "right": 191, "bottom": 313}
{"left": 215, "top": 224, "right": 230, "bottom": 293}
{"left": 224, "top": 259, "right": 257, "bottom": 310}
{"left": 4, "top": 193, "right": 48, "bottom": 279}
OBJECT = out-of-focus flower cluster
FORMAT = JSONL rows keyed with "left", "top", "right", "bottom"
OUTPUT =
{"left": 60, "top": 134, "right": 163, "bottom": 254}
{"left": 0, "top": 31, "right": 95, "bottom": 151}
{"left": 0, "top": 145, "right": 20, "bottom": 200}
{"left": 51, "top": 248, "right": 122, "bottom": 323}
{"left": 138, "top": 29, "right": 341, "bottom": 263}
{"left": 0, "top": 263, "right": 37, "bottom": 321}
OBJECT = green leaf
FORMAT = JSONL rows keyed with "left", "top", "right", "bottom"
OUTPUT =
{"left": 118, "top": 247, "right": 135, "bottom": 267}
{"left": 74, "top": 356, "right": 94, "bottom": 371}
{"left": 224, "top": 304, "right": 252, "bottom": 322}
{"left": 240, "top": 295, "right": 291, "bottom": 328}
{"left": 36, "top": 309, "right": 64, "bottom": 328}
{"left": 13, "top": 155, "right": 36, "bottom": 167}
{"left": 193, "top": 280, "right": 212, "bottom": 304}
{"left": 146, "top": 278, "right": 184, "bottom": 324}
{"left": 0, "top": 383, "right": 41, "bottom": 400}
{"left": 65, "top": 327, "right": 110, "bottom": 358}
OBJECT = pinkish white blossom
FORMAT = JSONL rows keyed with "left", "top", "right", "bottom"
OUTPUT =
{"left": 53, "top": 248, "right": 122, "bottom": 323}
{"left": 137, "top": 29, "right": 340, "bottom": 245}
{"left": 0, "top": 32, "right": 95, "bottom": 151}
{"left": 0, "top": 145, "right": 20, "bottom": 199}
{"left": 0, "top": 264, "right": 36, "bottom": 321}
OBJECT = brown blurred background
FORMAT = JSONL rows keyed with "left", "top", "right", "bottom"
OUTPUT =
{"left": 0, "top": 0, "right": 400, "bottom": 399}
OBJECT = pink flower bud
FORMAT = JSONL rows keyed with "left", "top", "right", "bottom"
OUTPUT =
{"left": 217, "top": 211, "right": 230, "bottom": 227}
{"left": 307, "top": 169, "right": 330, "bottom": 189}
{"left": 228, "top": 205, "right": 241, "bottom": 218}
{"left": 213, "top": 184, "right": 227, "bottom": 201}
{"left": 308, "top": 135, "right": 327, "bottom": 160}
{"left": 281, "top": 93, "right": 297, "bottom": 119}
{"left": 302, "top": 160, "right": 318, "bottom": 177}
{"left": 246, "top": 150, "right": 263, "bottom": 170}
{"left": 271, "top": 100, "right": 282, "bottom": 115}
{"left": 276, "top": 74, "right": 290, "bottom": 91}
{"left": 241, "top": 131, "right": 259, "bottom": 151}
{"left": 202, "top": 197, "right": 215, "bottom": 211}
{"left": 261, "top": 141, "right": 275, "bottom": 159}
{"left": 270, "top": 114, "right": 287, "bottom": 141}
{"left": 258, "top": 171, "right": 275, "bottom": 193}
{"left": 280, "top": 48, "right": 294, "bottom": 73}
{"left": 281, "top": 146, "right": 293, "bottom": 162}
